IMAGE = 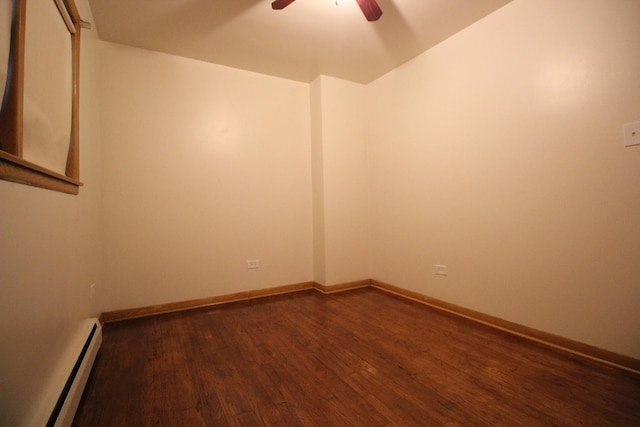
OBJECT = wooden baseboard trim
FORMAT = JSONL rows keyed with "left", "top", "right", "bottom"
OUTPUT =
{"left": 99, "top": 277, "right": 640, "bottom": 373}
{"left": 313, "top": 279, "right": 372, "bottom": 294}
{"left": 100, "top": 281, "right": 315, "bottom": 323}
{"left": 371, "top": 279, "right": 640, "bottom": 374}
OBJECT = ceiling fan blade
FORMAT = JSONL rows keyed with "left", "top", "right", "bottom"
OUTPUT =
{"left": 271, "top": 0, "right": 296, "bottom": 10}
{"left": 355, "top": 0, "right": 382, "bottom": 21}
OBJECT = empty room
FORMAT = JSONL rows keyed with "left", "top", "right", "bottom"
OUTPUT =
{"left": 1, "top": 0, "right": 639, "bottom": 425}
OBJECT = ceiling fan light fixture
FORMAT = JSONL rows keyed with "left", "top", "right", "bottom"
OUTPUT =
{"left": 271, "top": 0, "right": 382, "bottom": 21}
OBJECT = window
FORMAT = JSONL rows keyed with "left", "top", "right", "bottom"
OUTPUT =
{"left": 0, "top": 0, "right": 82, "bottom": 194}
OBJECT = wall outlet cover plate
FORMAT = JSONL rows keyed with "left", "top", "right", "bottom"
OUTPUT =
{"left": 435, "top": 264, "right": 448, "bottom": 276}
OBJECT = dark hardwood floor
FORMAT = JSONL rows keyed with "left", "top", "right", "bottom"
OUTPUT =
{"left": 73, "top": 288, "right": 640, "bottom": 426}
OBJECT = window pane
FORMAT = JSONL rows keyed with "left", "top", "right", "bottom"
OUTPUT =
{"left": 0, "top": 0, "right": 12, "bottom": 112}
{"left": 22, "top": 0, "right": 72, "bottom": 175}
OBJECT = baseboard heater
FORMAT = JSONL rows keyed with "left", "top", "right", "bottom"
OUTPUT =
{"left": 46, "top": 318, "right": 102, "bottom": 427}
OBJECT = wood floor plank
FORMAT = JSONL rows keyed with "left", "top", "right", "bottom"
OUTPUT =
{"left": 73, "top": 288, "right": 640, "bottom": 426}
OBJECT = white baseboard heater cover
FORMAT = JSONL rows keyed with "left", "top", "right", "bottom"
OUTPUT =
{"left": 46, "top": 318, "right": 102, "bottom": 427}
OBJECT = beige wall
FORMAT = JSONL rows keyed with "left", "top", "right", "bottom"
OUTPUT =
{"left": 367, "top": 0, "right": 640, "bottom": 358}
{"left": 98, "top": 42, "right": 313, "bottom": 311}
{"left": 0, "top": 1, "right": 102, "bottom": 425}
{"left": 311, "top": 76, "right": 369, "bottom": 285}
{"left": 310, "top": 78, "right": 327, "bottom": 284}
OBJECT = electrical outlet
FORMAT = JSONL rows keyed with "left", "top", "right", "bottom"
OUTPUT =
{"left": 89, "top": 283, "right": 96, "bottom": 299}
{"left": 247, "top": 260, "right": 260, "bottom": 269}
{"left": 435, "top": 264, "right": 448, "bottom": 276}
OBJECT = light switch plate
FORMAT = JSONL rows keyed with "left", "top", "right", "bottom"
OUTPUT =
{"left": 623, "top": 121, "right": 640, "bottom": 147}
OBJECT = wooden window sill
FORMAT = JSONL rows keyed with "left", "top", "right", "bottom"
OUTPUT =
{"left": 0, "top": 151, "right": 82, "bottom": 195}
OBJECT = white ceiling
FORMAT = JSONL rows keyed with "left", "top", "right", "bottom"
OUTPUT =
{"left": 88, "top": 0, "right": 512, "bottom": 84}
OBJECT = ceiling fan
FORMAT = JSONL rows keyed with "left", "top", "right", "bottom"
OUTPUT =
{"left": 271, "top": 0, "right": 383, "bottom": 22}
